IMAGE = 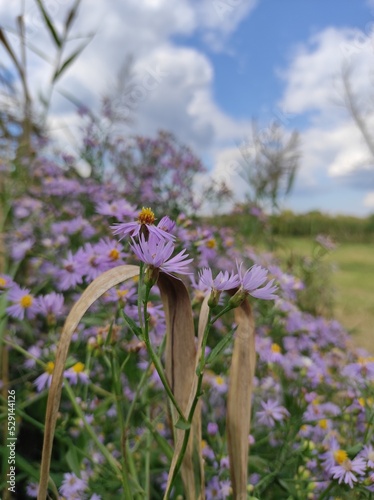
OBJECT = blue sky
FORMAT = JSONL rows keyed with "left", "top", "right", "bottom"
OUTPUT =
{"left": 2, "top": 0, "right": 374, "bottom": 215}
{"left": 210, "top": 1, "right": 372, "bottom": 118}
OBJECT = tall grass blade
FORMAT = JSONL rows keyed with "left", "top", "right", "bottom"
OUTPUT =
{"left": 35, "top": 0, "right": 61, "bottom": 47}
{"left": 64, "top": 0, "right": 81, "bottom": 31}
{"left": 52, "top": 40, "right": 91, "bottom": 83}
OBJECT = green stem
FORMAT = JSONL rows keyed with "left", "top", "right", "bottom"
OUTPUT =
{"left": 142, "top": 286, "right": 187, "bottom": 424}
{"left": 63, "top": 380, "right": 122, "bottom": 479}
{"left": 144, "top": 405, "right": 151, "bottom": 499}
{"left": 138, "top": 262, "right": 144, "bottom": 330}
{"left": 144, "top": 335, "right": 187, "bottom": 422}
{"left": 317, "top": 481, "right": 335, "bottom": 500}
{"left": 164, "top": 311, "right": 212, "bottom": 498}
{"left": 2, "top": 339, "right": 46, "bottom": 370}
{"left": 111, "top": 353, "right": 133, "bottom": 500}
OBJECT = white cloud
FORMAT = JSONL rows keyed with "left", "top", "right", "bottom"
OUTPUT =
{"left": 279, "top": 27, "right": 374, "bottom": 116}
{"left": 0, "top": 0, "right": 257, "bottom": 160}
{"left": 279, "top": 26, "right": 374, "bottom": 204}
{"left": 364, "top": 191, "right": 374, "bottom": 207}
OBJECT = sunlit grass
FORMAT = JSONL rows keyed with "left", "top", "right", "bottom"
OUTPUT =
{"left": 276, "top": 237, "right": 374, "bottom": 353}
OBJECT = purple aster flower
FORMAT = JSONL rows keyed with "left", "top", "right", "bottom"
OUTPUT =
{"left": 26, "top": 482, "right": 39, "bottom": 497}
{"left": 207, "top": 422, "right": 219, "bottom": 436}
{"left": 315, "top": 234, "right": 336, "bottom": 251}
{"left": 77, "top": 243, "right": 107, "bottom": 281}
{"left": 64, "top": 362, "right": 89, "bottom": 385}
{"left": 112, "top": 207, "right": 175, "bottom": 241}
{"left": 6, "top": 285, "right": 39, "bottom": 320}
{"left": 256, "top": 399, "right": 290, "bottom": 427}
{"left": 157, "top": 215, "right": 176, "bottom": 235}
{"left": 220, "top": 479, "right": 232, "bottom": 498}
{"left": 131, "top": 234, "right": 192, "bottom": 277}
{"left": 0, "top": 274, "right": 14, "bottom": 292}
{"left": 199, "top": 268, "right": 239, "bottom": 291}
{"left": 206, "top": 475, "right": 222, "bottom": 499}
{"left": 236, "top": 262, "right": 278, "bottom": 300}
{"left": 51, "top": 217, "right": 95, "bottom": 238}
{"left": 342, "top": 358, "right": 374, "bottom": 380}
{"left": 359, "top": 444, "right": 374, "bottom": 468}
{"left": 56, "top": 251, "right": 84, "bottom": 291}
{"left": 59, "top": 472, "right": 87, "bottom": 497}
{"left": 201, "top": 440, "right": 215, "bottom": 461}
{"left": 11, "top": 238, "right": 34, "bottom": 261}
{"left": 24, "top": 345, "right": 42, "bottom": 369}
{"left": 330, "top": 456, "right": 366, "bottom": 488}
{"left": 94, "top": 238, "right": 126, "bottom": 270}
{"left": 210, "top": 374, "right": 228, "bottom": 394}
{"left": 37, "top": 292, "right": 64, "bottom": 320}
{"left": 34, "top": 362, "right": 55, "bottom": 392}
{"left": 96, "top": 199, "right": 138, "bottom": 219}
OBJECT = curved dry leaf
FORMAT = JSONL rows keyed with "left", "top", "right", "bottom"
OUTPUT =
{"left": 38, "top": 265, "right": 139, "bottom": 500}
{"left": 158, "top": 274, "right": 205, "bottom": 499}
{"left": 161, "top": 291, "right": 210, "bottom": 500}
{"left": 226, "top": 298, "right": 255, "bottom": 499}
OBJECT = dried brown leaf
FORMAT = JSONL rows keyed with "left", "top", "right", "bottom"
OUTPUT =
{"left": 38, "top": 265, "right": 139, "bottom": 500}
{"left": 158, "top": 275, "right": 206, "bottom": 499}
{"left": 226, "top": 298, "right": 256, "bottom": 499}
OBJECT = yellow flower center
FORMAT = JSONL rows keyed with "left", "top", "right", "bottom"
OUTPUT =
{"left": 109, "top": 248, "right": 120, "bottom": 260}
{"left": 46, "top": 361, "right": 55, "bottom": 374}
{"left": 72, "top": 362, "right": 85, "bottom": 373}
{"left": 318, "top": 419, "right": 328, "bottom": 429}
{"left": 358, "top": 397, "right": 365, "bottom": 407}
{"left": 201, "top": 439, "right": 208, "bottom": 450}
{"left": 20, "top": 295, "right": 33, "bottom": 308}
{"left": 206, "top": 238, "right": 216, "bottom": 249}
{"left": 271, "top": 343, "right": 281, "bottom": 354}
{"left": 215, "top": 376, "right": 225, "bottom": 386}
{"left": 117, "top": 289, "right": 128, "bottom": 298}
{"left": 334, "top": 449, "right": 348, "bottom": 465}
{"left": 0, "top": 277, "right": 6, "bottom": 288}
{"left": 137, "top": 207, "right": 155, "bottom": 225}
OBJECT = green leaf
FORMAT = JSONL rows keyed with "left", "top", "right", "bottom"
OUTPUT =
{"left": 52, "top": 40, "right": 91, "bottom": 82}
{"left": 35, "top": 0, "right": 61, "bottom": 47}
{"left": 64, "top": 0, "right": 81, "bottom": 31}
{"left": 143, "top": 417, "right": 173, "bottom": 461}
{"left": 120, "top": 310, "right": 143, "bottom": 338}
{"left": 175, "top": 418, "right": 191, "bottom": 430}
{"left": 347, "top": 443, "right": 363, "bottom": 457}
{"left": 205, "top": 326, "right": 236, "bottom": 365}
{"left": 15, "top": 454, "right": 40, "bottom": 481}
{"left": 104, "top": 320, "right": 115, "bottom": 346}
{"left": 65, "top": 447, "right": 81, "bottom": 476}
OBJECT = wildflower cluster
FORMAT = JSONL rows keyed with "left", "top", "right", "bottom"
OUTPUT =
{"left": 0, "top": 146, "right": 373, "bottom": 499}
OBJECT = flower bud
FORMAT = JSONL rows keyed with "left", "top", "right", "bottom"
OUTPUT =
{"left": 228, "top": 288, "right": 246, "bottom": 308}
{"left": 144, "top": 266, "right": 159, "bottom": 287}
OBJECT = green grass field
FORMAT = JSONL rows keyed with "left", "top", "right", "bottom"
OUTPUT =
{"left": 276, "top": 237, "right": 374, "bottom": 353}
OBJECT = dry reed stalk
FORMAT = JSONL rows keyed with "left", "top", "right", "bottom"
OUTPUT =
{"left": 38, "top": 265, "right": 139, "bottom": 500}
{"left": 226, "top": 298, "right": 255, "bottom": 499}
